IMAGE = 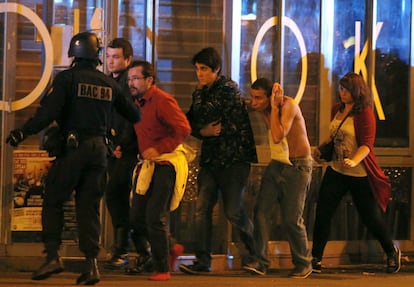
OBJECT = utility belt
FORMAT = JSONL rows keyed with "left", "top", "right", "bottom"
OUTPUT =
{"left": 41, "top": 126, "right": 109, "bottom": 157}
{"left": 66, "top": 130, "right": 108, "bottom": 148}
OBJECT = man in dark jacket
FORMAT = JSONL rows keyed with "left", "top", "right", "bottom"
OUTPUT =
{"left": 104, "top": 38, "right": 138, "bottom": 270}
{"left": 179, "top": 47, "right": 257, "bottom": 274}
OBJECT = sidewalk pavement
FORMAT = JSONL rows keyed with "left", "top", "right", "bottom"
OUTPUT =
{"left": 1, "top": 263, "right": 414, "bottom": 287}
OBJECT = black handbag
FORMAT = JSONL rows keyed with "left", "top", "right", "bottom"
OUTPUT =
{"left": 318, "top": 140, "right": 335, "bottom": 161}
{"left": 318, "top": 112, "right": 350, "bottom": 161}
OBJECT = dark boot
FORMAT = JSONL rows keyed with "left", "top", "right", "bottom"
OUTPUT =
{"left": 126, "top": 231, "right": 153, "bottom": 274}
{"left": 32, "top": 256, "right": 64, "bottom": 280}
{"left": 76, "top": 258, "right": 100, "bottom": 285}
{"left": 125, "top": 254, "right": 153, "bottom": 274}
{"left": 104, "top": 227, "right": 129, "bottom": 269}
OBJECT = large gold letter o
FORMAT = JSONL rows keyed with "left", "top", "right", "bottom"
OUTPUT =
{"left": 0, "top": 3, "right": 54, "bottom": 112}
{"left": 251, "top": 16, "right": 307, "bottom": 103}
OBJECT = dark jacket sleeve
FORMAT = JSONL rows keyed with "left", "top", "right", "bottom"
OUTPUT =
{"left": 22, "top": 72, "right": 69, "bottom": 135}
{"left": 186, "top": 105, "right": 203, "bottom": 139}
{"left": 113, "top": 87, "right": 141, "bottom": 124}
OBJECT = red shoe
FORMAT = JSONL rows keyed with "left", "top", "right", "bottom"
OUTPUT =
{"left": 170, "top": 243, "right": 184, "bottom": 271}
{"left": 148, "top": 272, "right": 171, "bottom": 281}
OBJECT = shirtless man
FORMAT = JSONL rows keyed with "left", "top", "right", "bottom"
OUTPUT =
{"left": 243, "top": 78, "right": 313, "bottom": 278}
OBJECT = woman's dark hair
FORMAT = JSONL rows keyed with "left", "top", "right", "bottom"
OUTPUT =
{"left": 191, "top": 47, "right": 222, "bottom": 74}
{"left": 251, "top": 77, "right": 273, "bottom": 98}
{"left": 339, "top": 72, "right": 372, "bottom": 114}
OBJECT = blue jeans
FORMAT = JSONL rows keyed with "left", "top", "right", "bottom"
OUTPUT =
{"left": 194, "top": 162, "right": 254, "bottom": 266}
{"left": 254, "top": 158, "right": 312, "bottom": 268}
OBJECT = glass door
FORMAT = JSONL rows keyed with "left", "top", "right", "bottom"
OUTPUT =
{"left": 234, "top": 0, "right": 412, "bottom": 244}
{"left": 0, "top": 0, "right": 107, "bottom": 251}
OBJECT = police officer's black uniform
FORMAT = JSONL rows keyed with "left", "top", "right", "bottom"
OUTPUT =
{"left": 105, "top": 67, "right": 139, "bottom": 269}
{"left": 6, "top": 32, "right": 141, "bottom": 286}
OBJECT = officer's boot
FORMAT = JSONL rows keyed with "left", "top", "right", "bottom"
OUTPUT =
{"left": 76, "top": 257, "right": 100, "bottom": 285}
{"left": 32, "top": 256, "right": 64, "bottom": 280}
{"left": 32, "top": 243, "right": 64, "bottom": 280}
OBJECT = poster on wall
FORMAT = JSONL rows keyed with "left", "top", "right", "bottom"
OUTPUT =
{"left": 10, "top": 150, "right": 78, "bottom": 243}
{"left": 11, "top": 150, "right": 51, "bottom": 231}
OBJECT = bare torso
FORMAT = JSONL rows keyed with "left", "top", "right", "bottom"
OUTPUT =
{"left": 286, "top": 101, "right": 311, "bottom": 158}
{"left": 264, "top": 96, "right": 311, "bottom": 158}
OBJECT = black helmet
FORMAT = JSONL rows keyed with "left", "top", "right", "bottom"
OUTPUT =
{"left": 68, "top": 32, "right": 101, "bottom": 60}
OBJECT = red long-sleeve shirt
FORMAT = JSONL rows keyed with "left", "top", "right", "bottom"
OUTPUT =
{"left": 134, "top": 85, "right": 191, "bottom": 155}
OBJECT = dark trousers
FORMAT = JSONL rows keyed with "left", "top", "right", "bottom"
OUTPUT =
{"left": 194, "top": 162, "right": 255, "bottom": 266}
{"left": 129, "top": 164, "right": 175, "bottom": 273}
{"left": 105, "top": 154, "right": 137, "bottom": 255}
{"left": 42, "top": 137, "right": 108, "bottom": 259}
{"left": 312, "top": 166, "right": 395, "bottom": 260}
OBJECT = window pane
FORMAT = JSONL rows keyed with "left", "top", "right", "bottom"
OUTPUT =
{"left": 6, "top": 0, "right": 106, "bottom": 244}
{"left": 375, "top": 0, "right": 410, "bottom": 147}
{"left": 156, "top": 0, "right": 223, "bottom": 110}
{"left": 240, "top": 0, "right": 279, "bottom": 145}
{"left": 152, "top": 0, "right": 225, "bottom": 254}
{"left": 118, "top": 0, "right": 146, "bottom": 60}
{"left": 331, "top": 0, "right": 366, "bottom": 81}
{"left": 239, "top": 0, "right": 320, "bottom": 146}
{"left": 0, "top": 12, "right": 3, "bottom": 101}
{"left": 283, "top": 0, "right": 320, "bottom": 146}
{"left": 328, "top": 0, "right": 410, "bottom": 147}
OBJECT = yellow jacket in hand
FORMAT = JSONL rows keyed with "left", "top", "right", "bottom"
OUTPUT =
{"left": 132, "top": 144, "right": 196, "bottom": 211}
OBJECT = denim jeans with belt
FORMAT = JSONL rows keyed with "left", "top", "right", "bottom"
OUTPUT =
{"left": 253, "top": 157, "right": 312, "bottom": 269}
{"left": 194, "top": 162, "right": 255, "bottom": 266}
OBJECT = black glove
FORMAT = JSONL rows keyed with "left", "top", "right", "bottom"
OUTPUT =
{"left": 6, "top": 129, "right": 26, "bottom": 147}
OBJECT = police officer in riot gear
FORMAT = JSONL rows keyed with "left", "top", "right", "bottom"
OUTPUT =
{"left": 6, "top": 31, "right": 141, "bottom": 285}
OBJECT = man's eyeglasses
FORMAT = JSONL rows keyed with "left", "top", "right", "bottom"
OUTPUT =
{"left": 128, "top": 76, "right": 146, "bottom": 82}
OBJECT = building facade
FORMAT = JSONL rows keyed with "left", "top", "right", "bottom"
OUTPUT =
{"left": 1, "top": 0, "right": 413, "bottom": 269}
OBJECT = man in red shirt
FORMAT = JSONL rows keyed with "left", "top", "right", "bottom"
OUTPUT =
{"left": 127, "top": 60, "right": 191, "bottom": 281}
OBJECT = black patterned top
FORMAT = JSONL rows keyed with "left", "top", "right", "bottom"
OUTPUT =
{"left": 186, "top": 75, "right": 258, "bottom": 168}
